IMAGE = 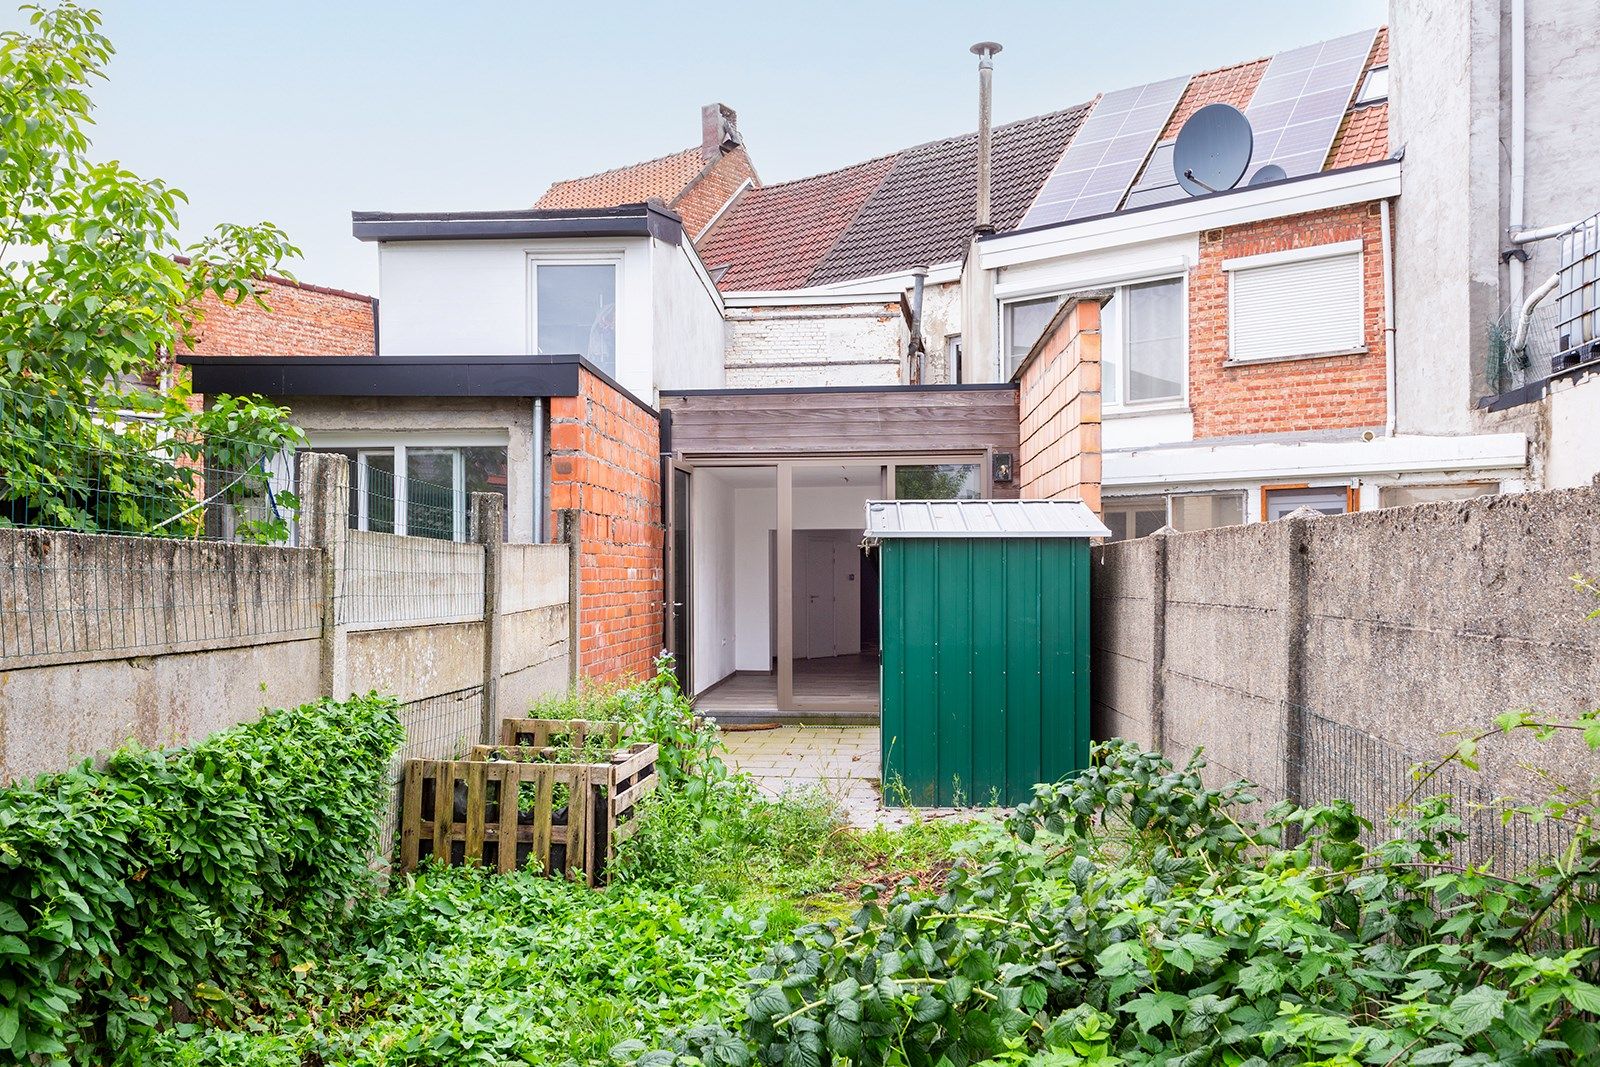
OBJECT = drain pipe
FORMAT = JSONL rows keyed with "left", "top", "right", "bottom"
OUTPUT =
{"left": 907, "top": 264, "right": 928, "bottom": 383}
{"left": 1507, "top": 0, "right": 1527, "bottom": 301}
{"left": 1512, "top": 272, "right": 1562, "bottom": 358}
{"left": 971, "top": 41, "right": 1002, "bottom": 234}
{"left": 1380, "top": 199, "right": 1397, "bottom": 436}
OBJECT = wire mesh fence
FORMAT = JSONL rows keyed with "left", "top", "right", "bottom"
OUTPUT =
{"left": 377, "top": 685, "right": 486, "bottom": 858}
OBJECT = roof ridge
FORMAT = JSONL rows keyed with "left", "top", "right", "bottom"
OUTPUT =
{"left": 733, "top": 149, "right": 903, "bottom": 196}
{"left": 542, "top": 144, "right": 701, "bottom": 192}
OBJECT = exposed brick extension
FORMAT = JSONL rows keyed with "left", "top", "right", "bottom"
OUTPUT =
{"left": 1188, "top": 203, "right": 1388, "bottom": 438}
{"left": 1018, "top": 300, "right": 1102, "bottom": 511}
{"left": 673, "top": 146, "right": 758, "bottom": 237}
{"left": 182, "top": 274, "right": 375, "bottom": 356}
{"left": 549, "top": 368, "right": 664, "bottom": 684}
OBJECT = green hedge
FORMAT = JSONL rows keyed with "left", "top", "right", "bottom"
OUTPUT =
{"left": 0, "top": 694, "right": 404, "bottom": 1063}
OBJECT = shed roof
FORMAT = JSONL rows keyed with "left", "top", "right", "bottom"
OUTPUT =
{"left": 865, "top": 499, "right": 1110, "bottom": 539}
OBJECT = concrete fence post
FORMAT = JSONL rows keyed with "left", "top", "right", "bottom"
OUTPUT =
{"left": 1281, "top": 510, "right": 1316, "bottom": 809}
{"left": 471, "top": 493, "right": 506, "bottom": 744}
{"left": 297, "top": 452, "right": 350, "bottom": 699}
{"left": 556, "top": 508, "right": 581, "bottom": 692}
{"left": 1148, "top": 527, "right": 1172, "bottom": 758}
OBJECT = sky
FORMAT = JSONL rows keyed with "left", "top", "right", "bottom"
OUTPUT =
{"left": 4, "top": 0, "right": 1386, "bottom": 294}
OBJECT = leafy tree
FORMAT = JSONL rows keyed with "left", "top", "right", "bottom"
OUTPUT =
{"left": 0, "top": 1, "right": 303, "bottom": 539}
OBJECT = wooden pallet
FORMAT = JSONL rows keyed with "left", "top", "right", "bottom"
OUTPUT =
{"left": 397, "top": 739, "right": 657, "bottom": 886}
{"left": 499, "top": 716, "right": 624, "bottom": 751}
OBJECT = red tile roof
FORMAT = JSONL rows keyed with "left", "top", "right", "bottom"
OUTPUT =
{"left": 1160, "top": 57, "right": 1271, "bottom": 140}
{"left": 535, "top": 147, "right": 707, "bottom": 211}
{"left": 697, "top": 154, "right": 899, "bottom": 291}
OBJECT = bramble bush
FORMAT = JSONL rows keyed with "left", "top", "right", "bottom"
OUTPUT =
{"left": 639, "top": 720, "right": 1600, "bottom": 1067}
{"left": 0, "top": 694, "right": 403, "bottom": 1063}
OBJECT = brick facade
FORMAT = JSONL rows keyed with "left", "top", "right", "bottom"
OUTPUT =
{"left": 182, "top": 274, "right": 375, "bottom": 356}
{"left": 549, "top": 368, "right": 664, "bottom": 683}
{"left": 675, "top": 146, "right": 757, "bottom": 238}
{"left": 1018, "top": 300, "right": 1102, "bottom": 510}
{"left": 723, "top": 300, "right": 908, "bottom": 388}
{"left": 1188, "top": 204, "right": 1388, "bottom": 438}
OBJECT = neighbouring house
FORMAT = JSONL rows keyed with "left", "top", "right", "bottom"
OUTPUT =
{"left": 181, "top": 0, "right": 1600, "bottom": 710}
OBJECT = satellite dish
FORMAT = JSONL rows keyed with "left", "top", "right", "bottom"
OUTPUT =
{"left": 1247, "top": 164, "right": 1288, "bottom": 186}
{"left": 1173, "top": 103, "right": 1253, "bottom": 197}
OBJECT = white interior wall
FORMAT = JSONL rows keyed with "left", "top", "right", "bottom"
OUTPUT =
{"left": 731, "top": 483, "right": 876, "bottom": 671}
{"left": 689, "top": 470, "right": 737, "bottom": 694}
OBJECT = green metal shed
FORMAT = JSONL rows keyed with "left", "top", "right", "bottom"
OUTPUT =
{"left": 867, "top": 499, "right": 1109, "bottom": 807}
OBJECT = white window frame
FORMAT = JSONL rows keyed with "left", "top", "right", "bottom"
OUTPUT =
{"left": 1356, "top": 65, "right": 1388, "bottom": 105}
{"left": 319, "top": 435, "right": 507, "bottom": 542}
{"left": 997, "top": 273, "right": 1189, "bottom": 411}
{"left": 1223, "top": 241, "right": 1365, "bottom": 365}
{"left": 526, "top": 251, "right": 624, "bottom": 369}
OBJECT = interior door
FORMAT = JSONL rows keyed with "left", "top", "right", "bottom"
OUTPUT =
{"left": 796, "top": 532, "right": 837, "bottom": 660}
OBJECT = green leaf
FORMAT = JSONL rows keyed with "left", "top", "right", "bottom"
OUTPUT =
{"left": 1123, "top": 990, "right": 1187, "bottom": 1032}
{"left": 1444, "top": 985, "right": 1507, "bottom": 1037}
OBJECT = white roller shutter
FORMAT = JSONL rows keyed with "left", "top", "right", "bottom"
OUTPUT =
{"left": 1228, "top": 248, "right": 1364, "bottom": 362}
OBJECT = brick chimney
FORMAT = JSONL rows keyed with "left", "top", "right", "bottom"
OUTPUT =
{"left": 701, "top": 103, "right": 742, "bottom": 163}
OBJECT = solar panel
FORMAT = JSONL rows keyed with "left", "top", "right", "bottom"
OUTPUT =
{"left": 1017, "top": 74, "right": 1188, "bottom": 228}
{"left": 1122, "top": 139, "right": 1181, "bottom": 210}
{"left": 1244, "top": 29, "right": 1376, "bottom": 181}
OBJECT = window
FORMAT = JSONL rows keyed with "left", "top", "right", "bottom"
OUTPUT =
{"left": 306, "top": 445, "right": 508, "bottom": 541}
{"left": 1103, "top": 496, "right": 1166, "bottom": 542}
{"left": 1169, "top": 492, "right": 1245, "bottom": 532}
{"left": 1356, "top": 65, "right": 1388, "bottom": 105}
{"left": 1227, "top": 244, "right": 1364, "bottom": 362}
{"left": 894, "top": 463, "right": 981, "bottom": 500}
{"left": 1003, "top": 278, "right": 1186, "bottom": 405}
{"left": 946, "top": 335, "right": 963, "bottom": 384}
{"left": 533, "top": 261, "right": 617, "bottom": 376}
{"left": 1002, "top": 297, "right": 1061, "bottom": 377}
{"left": 1378, "top": 482, "right": 1497, "bottom": 508}
{"left": 1103, "top": 490, "right": 1245, "bottom": 541}
{"left": 1262, "top": 485, "right": 1352, "bottom": 521}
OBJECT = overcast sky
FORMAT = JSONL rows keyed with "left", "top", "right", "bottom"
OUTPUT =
{"left": 6, "top": 0, "right": 1386, "bottom": 293}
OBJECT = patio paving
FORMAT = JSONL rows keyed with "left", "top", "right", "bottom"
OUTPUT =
{"left": 719, "top": 724, "right": 984, "bottom": 829}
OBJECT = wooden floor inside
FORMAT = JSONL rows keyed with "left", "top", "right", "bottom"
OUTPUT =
{"left": 694, "top": 653, "right": 880, "bottom": 723}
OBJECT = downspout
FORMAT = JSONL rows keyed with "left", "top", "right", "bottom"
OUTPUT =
{"left": 532, "top": 397, "right": 547, "bottom": 543}
{"left": 1507, "top": 0, "right": 1526, "bottom": 302}
{"left": 1512, "top": 271, "right": 1561, "bottom": 358}
{"left": 1380, "top": 199, "right": 1397, "bottom": 436}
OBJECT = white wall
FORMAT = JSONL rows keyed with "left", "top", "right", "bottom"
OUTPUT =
{"left": 730, "top": 484, "right": 875, "bottom": 671}
{"left": 689, "top": 471, "right": 736, "bottom": 694}
{"left": 377, "top": 238, "right": 651, "bottom": 395}
{"left": 653, "top": 241, "right": 727, "bottom": 394}
{"left": 722, "top": 301, "right": 907, "bottom": 387}
{"left": 1546, "top": 376, "right": 1600, "bottom": 489}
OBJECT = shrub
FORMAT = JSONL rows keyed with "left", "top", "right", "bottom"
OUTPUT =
{"left": 0, "top": 694, "right": 403, "bottom": 1063}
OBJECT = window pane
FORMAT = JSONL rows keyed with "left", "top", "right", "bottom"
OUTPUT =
{"left": 1170, "top": 492, "right": 1244, "bottom": 532}
{"left": 895, "top": 464, "right": 980, "bottom": 500}
{"left": 406, "top": 449, "right": 457, "bottom": 540}
{"left": 1004, "top": 296, "right": 1063, "bottom": 375}
{"left": 536, "top": 263, "right": 617, "bottom": 376}
{"left": 1264, "top": 486, "right": 1348, "bottom": 521}
{"left": 462, "top": 446, "right": 510, "bottom": 535}
{"left": 1102, "top": 495, "right": 1165, "bottom": 542}
{"left": 360, "top": 451, "right": 396, "bottom": 534}
{"left": 1125, "top": 279, "right": 1184, "bottom": 402}
{"left": 1101, "top": 292, "right": 1121, "bottom": 407}
{"left": 1378, "top": 482, "right": 1496, "bottom": 508}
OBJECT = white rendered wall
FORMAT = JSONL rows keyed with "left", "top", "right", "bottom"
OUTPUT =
{"left": 653, "top": 241, "right": 727, "bottom": 394}
{"left": 689, "top": 471, "right": 737, "bottom": 694}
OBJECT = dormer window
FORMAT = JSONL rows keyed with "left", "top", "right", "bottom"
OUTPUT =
{"left": 531, "top": 258, "right": 618, "bottom": 376}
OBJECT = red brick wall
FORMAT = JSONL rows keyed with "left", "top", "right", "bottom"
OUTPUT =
{"left": 1188, "top": 204, "right": 1388, "bottom": 438}
{"left": 677, "top": 147, "right": 757, "bottom": 238}
{"left": 1018, "top": 300, "right": 1102, "bottom": 511}
{"left": 549, "top": 368, "right": 664, "bottom": 683}
{"left": 183, "top": 275, "right": 375, "bottom": 356}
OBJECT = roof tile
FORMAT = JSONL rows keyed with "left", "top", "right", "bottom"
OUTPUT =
{"left": 535, "top": 147, "right": 706, "bottom": 211}
{"left": 696, "top": 155, "right": 898, "bottom": 291}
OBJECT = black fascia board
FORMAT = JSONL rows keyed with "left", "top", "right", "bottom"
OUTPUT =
{"left": 178, "top": 354, "right": 584, "bottom": 399}
{"left": 350, "top": 202, "right": 682, "bottom": 245}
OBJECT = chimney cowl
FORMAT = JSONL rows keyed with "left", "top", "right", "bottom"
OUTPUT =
{"left": 701, "top": 103, "right": 742, "bottom": 162}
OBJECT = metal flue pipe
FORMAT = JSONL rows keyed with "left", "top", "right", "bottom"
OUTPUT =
{"left": 971, "top": 41, "right": 1002, "bottom": 233}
